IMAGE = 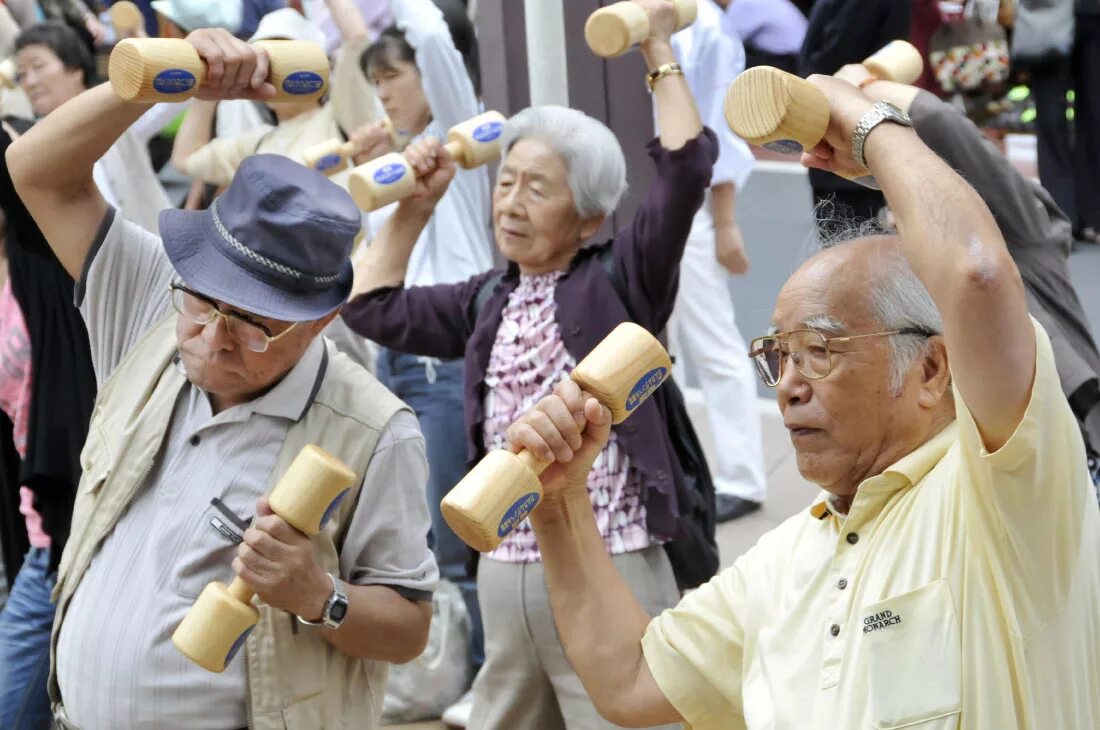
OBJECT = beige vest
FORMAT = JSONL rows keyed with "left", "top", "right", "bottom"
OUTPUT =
{"left": 49, "top": 315, "right": 409, "bottom": 729}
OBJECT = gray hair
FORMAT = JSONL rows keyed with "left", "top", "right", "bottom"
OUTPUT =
{"left": 812, "top": 216, "right": 944, "bottom": 394}
{"left": 500, "top": 106, "right": 628, "bottom": 219}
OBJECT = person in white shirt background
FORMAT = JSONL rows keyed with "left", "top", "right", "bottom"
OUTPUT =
{"left": 355, "top": 1, "right": 493, "bottom": 723}
{"left": 665, "top": 0, "right": 767, "bottom": 521}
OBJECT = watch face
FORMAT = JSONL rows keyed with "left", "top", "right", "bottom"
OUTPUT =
{"left": 329, "top": 599, "right": 349, "bottom": 623}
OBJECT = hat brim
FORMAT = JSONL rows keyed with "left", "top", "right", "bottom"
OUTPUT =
{"left": 159, "top": 207, "right": 353, "bottom": 323}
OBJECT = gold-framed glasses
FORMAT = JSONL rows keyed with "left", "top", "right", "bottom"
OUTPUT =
{"left": 169, "top": 283, "right": 298, "bottom": 354}
{"left": 748, "top": 328, "right": 933, "bottom": 387}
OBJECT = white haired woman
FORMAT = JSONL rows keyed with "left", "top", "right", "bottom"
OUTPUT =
{"left": 341, "top": 3, "right": 716, "bottom": 726}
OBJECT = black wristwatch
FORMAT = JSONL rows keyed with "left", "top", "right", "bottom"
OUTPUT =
{"left": 296, "top": 573, "right": 349, "bottom": 630}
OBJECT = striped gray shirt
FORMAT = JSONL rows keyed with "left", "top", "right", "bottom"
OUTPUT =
{"left": 56, "top": 210, "right": 437, "bottom": 729}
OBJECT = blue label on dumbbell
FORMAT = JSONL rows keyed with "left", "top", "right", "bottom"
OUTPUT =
{"left": 762, "top": 139, "right": 804, "bottom": 155}
{"left": 315, "top": 153, "right": 342, "bottom": 171}
{"left": 224, "top": 625, "right": 254, "bottom": 668}
{"left": 472, "top": 120, "right": 503, "bottom": 143}
{"left": 282, "top": 71, "right": 325, "bottom": 95}
{"left": 153, "top": 69, "right": 197, "bottom": 94}
{"left": 373, "top": 162, "right": 406, "bottom": 185}
{"left": 320, "top": 488, "right": 350, "bottom": 529}
{"left": 498, "top": 492, "right": 540, "bottom": 538}
{"left": 625, "top": 367, "right": 669, "bottom": 413}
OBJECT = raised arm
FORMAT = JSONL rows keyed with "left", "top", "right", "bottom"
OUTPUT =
{"left": 390, "top": 0, "right": 478, "bottom": 133}
{"left": 170, "top": 99, "right": 217, "bottom": 176}
{"left": 803, "top": 76, "right": 1034, "bottom": 450}
{"left": 8, "top": 29, "right": 273, "bottom": 280}
{"left": 324, "top": 0, "right": 370, "bottom": 46}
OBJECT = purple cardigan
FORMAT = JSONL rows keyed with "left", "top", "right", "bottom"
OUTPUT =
{"left": 342, "top": 129, "right": 718, "bottom": 536}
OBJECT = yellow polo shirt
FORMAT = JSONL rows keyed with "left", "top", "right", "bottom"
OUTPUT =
{"left": 642, "top": 319, "right": 1100, "bottom": 730}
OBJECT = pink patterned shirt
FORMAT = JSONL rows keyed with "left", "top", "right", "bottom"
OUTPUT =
{"left": 482, "top": 271, "right": 651, "bottom": 563}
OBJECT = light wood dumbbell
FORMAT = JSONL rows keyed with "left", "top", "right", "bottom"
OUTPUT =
{"left": 723, "top": 40, "right": 922, "bottom": 184}
{"left": 441, "top": 322, "right": 672, "bottom": 553}
{"left": 348, "top": 110, "right": 505, "bottom": 211}
{"left": 172, "top": 445, "right": 356, "bottom": 673}
{"left": 108, "top": 38, "right": 328, "bottom": 103}
{"left": 110, "top": 1, "right": 144, "bottom": 37}
{"left": 585, "top": 0, "right": 697, "bottom": 58}
{"left": 302, "top": 118, "right": 403, "bottom": 176}
{"left": 0, "top": 58, "right": 16, "bottom": 90}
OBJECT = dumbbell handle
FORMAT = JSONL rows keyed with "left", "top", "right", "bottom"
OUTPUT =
{"left": 585, "top": 0, "right": 697, "bottom": 58}
{"left": 225, "top": 576, "right": 254, "bottom": 604}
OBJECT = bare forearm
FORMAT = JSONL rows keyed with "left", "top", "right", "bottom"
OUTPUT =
{"left": 355, "top": 203, "right": 430, "bottom": 295}
{"left": 321, "top": 584, "right": 431, "bottom": 662}
{"left": 531, "top": 491, "right": 679, "bottom": 726}
{"left": 171, "top": 100, "right": 217, "bottom": 174}
{"left": 325, "top": 0, "right": 369, "bottom": 44}
{"left": 711, "top": 182, "right": 736, "bottom": 227}
{"left": 643, "top": 41, "right": 702, "bottom": 151}
{"left": 8, "top": 84, "right": 147, "bottom": 195}
{"left": 865, "top": 124, "right": 1034, "bottom": 445}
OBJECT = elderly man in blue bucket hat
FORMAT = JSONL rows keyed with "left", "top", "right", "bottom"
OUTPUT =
{"left": 7, "top": 27, "right": 437, "bottom": 730}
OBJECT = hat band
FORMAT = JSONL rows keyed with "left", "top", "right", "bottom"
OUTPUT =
{"left": 210, "top": 200, "right": 342, "bottom": 287}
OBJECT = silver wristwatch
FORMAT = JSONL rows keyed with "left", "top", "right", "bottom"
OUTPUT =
{"left": 851, "top": 101, "right": 912, "bottom": 170}
{"left": 297, "top": 573, "right": 349, "bottom": 630}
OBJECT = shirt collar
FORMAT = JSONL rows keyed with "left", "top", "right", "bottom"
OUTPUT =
{"left": 249, "top": 336, "right": 327, "bottom": 422}
{"left": 807, "top": 420, "right": 959, "bottom": 519}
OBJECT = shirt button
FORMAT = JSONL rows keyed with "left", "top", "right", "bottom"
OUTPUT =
{"left": 189, "top": 435, "right": 201, "bottom": 446}
{"left": 837, "top": 578, "right": 848, "bottom": 590}
{"left": 846, "top": 532, "right": 859, "bottom": 545}
{"left": 830, "top": 624, "right": 840, "bottom": 637}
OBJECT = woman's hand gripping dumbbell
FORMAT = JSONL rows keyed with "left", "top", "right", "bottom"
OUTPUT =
{"left": 108, "top": 27, "right": 328, "bottom": 103}
{"left": 584, "top": 0, "right": 697, "bottom": 58}
{"left": 347, "top": 110, "right": 506, "bottom": 211}
{"left": 441, "top": 323, "right": 672, "bottom": 553}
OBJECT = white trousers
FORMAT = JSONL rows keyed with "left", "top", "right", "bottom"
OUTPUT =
{"left": 668, "top": 207, "right": 767, "bottom": 501}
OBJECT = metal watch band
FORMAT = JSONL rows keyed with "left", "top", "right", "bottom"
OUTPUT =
{"left": 296, "top": 573, "right": 348, "bottom": 630}
{"left": 851, "top": 101, "right": 911, "bottom": 170}
{"left": 646, "top": 62, "right": 683, "bottom": 93}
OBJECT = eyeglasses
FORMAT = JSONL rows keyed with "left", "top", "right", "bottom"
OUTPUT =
{"left": 748, "top": 328, "right": 932, "bottom": 387}
{"left": 169, "top": 283, "right": 298, "bottom": 354}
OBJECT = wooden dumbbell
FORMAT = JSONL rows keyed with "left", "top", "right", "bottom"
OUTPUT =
{"left": 172, "top": 445, "right": 357, "bottom": 673}
{"left": 110, "top": 1, "right": 144, "bottom": 37}
{"left": 108, "top": 38, "right": 329, "bottom": 103}
{"left": 723, "top": 40, "right": 922, "bottom": 156}
{"left": 302, "top": 118, "right": 403, "bottom": 176}
{"left": 0, "top": 58, "right": 16, "bottom": 90}
{"left": 348, "top": 110, "right": 505, "bottom": 211}
{"left": 585, "top": 0, "right": 697, "bottom": 58}
{"left": 441, "top": 322, "right": 672, "bottom": 553}
{"left": 723, "top": 40, "right": 922, "bottom": 186}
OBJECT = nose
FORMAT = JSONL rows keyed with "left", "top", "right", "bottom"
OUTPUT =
{"left": 775, "top": 354, "right": 811, "bottom": 408}
{"left": 496, "top": 185, "right": 525, "bottom": 218}
{"left": 201, "top": 315, "right": 237, "bottom": 352}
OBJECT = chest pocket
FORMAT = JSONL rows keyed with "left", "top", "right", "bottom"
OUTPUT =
{"left": 861, "top": 579, "right": 961, "bottom": 729}
{"left": 173, "top": 484, "right": 264, "bottom": 600}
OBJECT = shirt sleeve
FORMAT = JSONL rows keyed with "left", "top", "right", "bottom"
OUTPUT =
{"left": 641, "top": 557, "right": 751, "bottom": 730}
{"left": 76, "top": 208, "right": 175, "bottom": 386}
{"left": 339, "top": 409, "right": 439, "bottom": 600}
{"left": 953, "top": 317, "right": 1094, "bottom": 633}
{"left": 329, "top": 34, "right": 382, "bottom": 137}
{"left": 182, "top": 123, "right": 273, "bottom": 187}
{"left": 611, "top": 130, "right": 718, "bottom": 333}
{"left": 391, "top": 0, "right": 479, "bottom": 133}
{"left": 696, "top": 25, "right": 753, "bottom": 190}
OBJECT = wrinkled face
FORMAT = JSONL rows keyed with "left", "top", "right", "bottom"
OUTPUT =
{"left": 368, "top": 55, "right": 431, "bottom": 137}
{"left": 17, "top": 45, "right": 84, "bottom": 117}
{"left": 493, "top": 138, "right": 602, "bottom": 275}
{"left": 173, "top": 290, "right": 333, "bottom": 410}
{"left": 770, "top": 242, "right": 934, "bottom": 497}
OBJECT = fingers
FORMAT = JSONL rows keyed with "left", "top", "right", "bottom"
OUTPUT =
{"left": 507, "top": 407, "right": 575, "bottom": 462}
{"left": 553, "top": 378, "right": 588, "bottom": 429}
{"left": 187, "top": 29, "right": 270, "bottom": 100}
{"left": 252, "top": 504, "right": 306, "bottom": 544}
{"left": 404, "top": 138, "right": 444, "bottom": 176}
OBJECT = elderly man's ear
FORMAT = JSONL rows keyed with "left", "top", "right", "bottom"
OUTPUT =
{"left": 917, "top": 337, "right": 952, "bottom": 410}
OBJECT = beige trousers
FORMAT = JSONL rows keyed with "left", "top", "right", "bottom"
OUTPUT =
{"left": 468, "top": 544, "right": 682, "bottom": 730}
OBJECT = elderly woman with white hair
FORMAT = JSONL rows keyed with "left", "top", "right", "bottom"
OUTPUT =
{"left": 341, "top": 5, "right": 715, "bottom": 727}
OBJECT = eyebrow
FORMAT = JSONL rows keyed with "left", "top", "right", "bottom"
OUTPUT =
{"left": 768, "top": 314, "right": 847, "bottom": 335}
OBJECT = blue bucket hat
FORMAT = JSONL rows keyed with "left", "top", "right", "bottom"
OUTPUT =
{"left": 158, "top": 154, "right": 361, "bottom": 322}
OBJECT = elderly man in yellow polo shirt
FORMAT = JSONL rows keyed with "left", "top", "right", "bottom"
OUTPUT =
{"left": 504, "top": 75, "right": 1100, "bottom": 729}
